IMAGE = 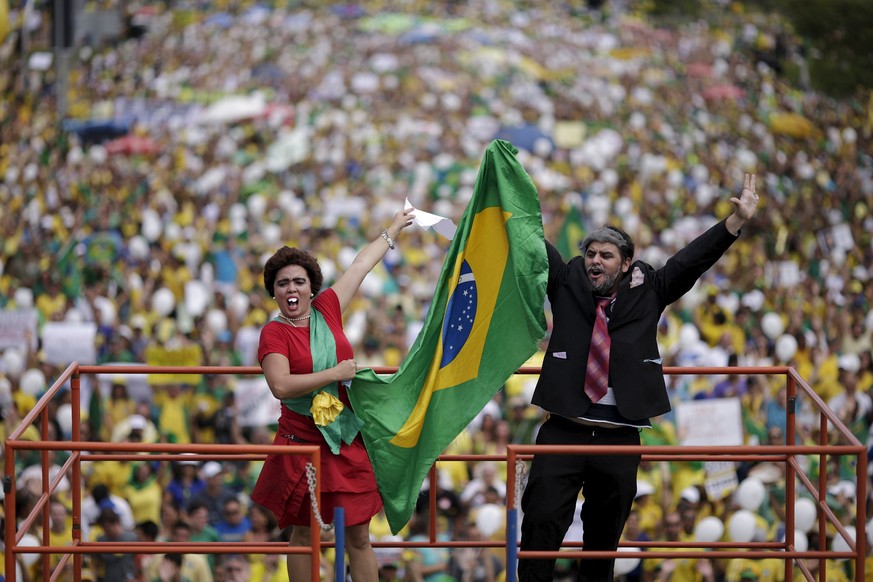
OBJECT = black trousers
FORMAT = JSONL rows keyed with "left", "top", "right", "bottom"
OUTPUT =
{"left": 518, "top": 415, "right": 641, "bottom": 582}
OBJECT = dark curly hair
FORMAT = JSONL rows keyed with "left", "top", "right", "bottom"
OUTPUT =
{"left": 263, "top": 247, "right": 323, "bottom": 297}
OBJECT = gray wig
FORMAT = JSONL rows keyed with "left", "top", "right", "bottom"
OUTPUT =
{"left": 579, "top": 226, "right": 635, "bottom": 261}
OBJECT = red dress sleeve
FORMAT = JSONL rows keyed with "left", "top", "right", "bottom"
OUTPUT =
{"left": 258, "top": 320, "right": 292, "bottom": 365}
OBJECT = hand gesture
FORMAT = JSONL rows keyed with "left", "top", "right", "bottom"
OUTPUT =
{"left": 730, "top": 173, "right": 759, "bottom": 221}
{"left": 388, "top": 208, "right": 415, "bottom": 238}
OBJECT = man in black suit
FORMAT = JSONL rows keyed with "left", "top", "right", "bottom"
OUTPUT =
{"left": 518, "top": 174, "right": 759, "bottom": 581}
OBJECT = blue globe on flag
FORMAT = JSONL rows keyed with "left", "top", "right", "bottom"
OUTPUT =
{"left": 440, "top": 260, "right": 477, "bottom": 367}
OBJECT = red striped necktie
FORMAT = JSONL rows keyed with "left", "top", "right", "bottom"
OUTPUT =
{"left": 584, "top": 297, "right": 612, "bottom": 403}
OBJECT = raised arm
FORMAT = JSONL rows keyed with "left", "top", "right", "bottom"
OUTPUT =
{"left": 724, "top": 173, "right": 759, "bottom": 236}
{"left": 332, "top": 208, "right": 414, "bottom": 312}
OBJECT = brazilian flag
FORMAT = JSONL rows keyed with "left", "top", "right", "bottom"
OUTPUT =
{"left": 349, "top": 140, "right": 548, "bottom": 533}
{"left": 555, "top": 203, "right": 585, "bottom": 260}
{"left": 0, "top": 0, "right": 8, "bottom": 43}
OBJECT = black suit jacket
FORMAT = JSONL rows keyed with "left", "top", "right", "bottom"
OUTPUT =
{"left": 531, "top": 219, "right": 739, "bottom": 421}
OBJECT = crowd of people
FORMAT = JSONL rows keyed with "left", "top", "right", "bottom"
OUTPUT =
{"left": 2, "top": 0, "right": 873, "bottom": 580}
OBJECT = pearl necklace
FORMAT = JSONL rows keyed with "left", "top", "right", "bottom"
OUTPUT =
{"left": 277, "top": 313, "right": 311, "bottom": 327}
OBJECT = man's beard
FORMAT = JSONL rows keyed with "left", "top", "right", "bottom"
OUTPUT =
{"left": 589, "top": 268, "right": 621, "bottom": 295}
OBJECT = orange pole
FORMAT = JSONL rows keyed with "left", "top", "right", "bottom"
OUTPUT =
{"left": 819, "top": 406, "right": 829, "bottom": 579}
{"left": 856, "top": 451, "right": 868, "bottom": 580}
{"left": 311, "top": 447, "right": 321, "bottom": 582}
{"left": 4, "top": 438, "right": 16, "bottom": 581}
{"left": 71, "top": 369, "right": 82, "bottom": 582}
{"left": 40, "top": 406, "right": 51, "bottom": 582}
{"left": 785, "top": 371, "right": 796, "bottom": 582}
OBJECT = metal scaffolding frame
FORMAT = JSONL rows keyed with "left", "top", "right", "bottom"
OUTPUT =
{"left": 3, "top": 364, "right": 867, "bottom": 581}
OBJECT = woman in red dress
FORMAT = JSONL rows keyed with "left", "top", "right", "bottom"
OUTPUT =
{"left": 252, "top": 209, "right": 413, "bottom": 582}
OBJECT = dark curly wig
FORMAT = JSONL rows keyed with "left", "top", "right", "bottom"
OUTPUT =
{"left": 263, "top": 247, "right": 323, "bottom": 297}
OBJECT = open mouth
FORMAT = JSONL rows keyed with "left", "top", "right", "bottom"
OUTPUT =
{"left": 287, "top": 297, "right": 298, "bottom": 307}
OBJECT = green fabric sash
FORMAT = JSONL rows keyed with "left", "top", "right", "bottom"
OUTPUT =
{"left": 281, "top": 307, "right": 363, "bottom": 454}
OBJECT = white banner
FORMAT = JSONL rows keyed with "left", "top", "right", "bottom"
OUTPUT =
{"left": 234, "top": 377, "right": 282, "bottom": 427}
{"left": 41, "top": 322, "right": 98, "bottom": 365}
{"left": 676, "top": 397, "right": 743, "bottom": 446}
{"left": 0, "top": 308, "right": 38, "bottom": 352}
{"left": 703, "top": 460, "right": 739, "bottom": 501}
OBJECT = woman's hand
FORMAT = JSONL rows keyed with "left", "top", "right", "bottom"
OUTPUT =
{"left": 386, "top": 208, "right": 415, "bottom": 239}
{"left": 335, "top": 358, "right": 358, "bottom": 381}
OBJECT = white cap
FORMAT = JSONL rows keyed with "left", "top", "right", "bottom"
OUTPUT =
{"left": 827, "top": 480, "right": 855, "bottom": 500}
{"left": 202, "top": 461, "right": 223, "bottom": 479}
{"left": 838, "top": 354, "right": 861, "bottom": 373}
{"left": 680, "top": 486, "right": 701, "bottom": 504}
{"left": 128, "top": 414, "right": 147, "bottom": 431}
{"left": 635, "top": 480, "right": 656, "bottom": 499}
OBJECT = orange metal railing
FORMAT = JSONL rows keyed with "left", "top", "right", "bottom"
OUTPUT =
{"left": 3, "top": 364, "right": 867, "bottom": 582}
{"left": 501, "top": 367, "right": 866, "bottom": 582}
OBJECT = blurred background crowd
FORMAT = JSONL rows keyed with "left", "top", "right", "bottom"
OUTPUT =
{"left": 1, "top": 0, "right": 873, "bottom": 580}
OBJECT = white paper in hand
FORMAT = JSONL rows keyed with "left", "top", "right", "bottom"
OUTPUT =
{"left": 404, "top": 199, "right": 457, "bottom": 240}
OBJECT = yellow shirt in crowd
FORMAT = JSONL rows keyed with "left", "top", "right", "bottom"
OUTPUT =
{"left": 154, "top": 387, "right": 192, "bottom": 444}
{"left": 124, "top": 476, "right": 163, "bottom": 525}
{"left": 86, "top": 459, "right": 132, "bottom": 497}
